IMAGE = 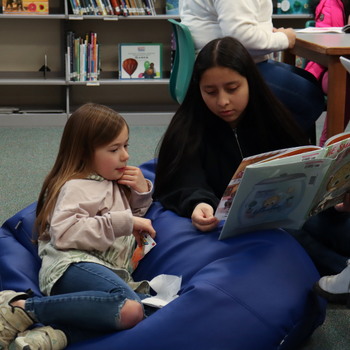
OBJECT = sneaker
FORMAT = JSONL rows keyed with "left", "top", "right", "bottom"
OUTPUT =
{"left": 314, "top": 260, "right": 350, "bottom": 306}
{"left": 0, "top": 290, "right": 34, "bottom": 350}
{"left": 9, "top": 326, "right": 67, "bottom": 350}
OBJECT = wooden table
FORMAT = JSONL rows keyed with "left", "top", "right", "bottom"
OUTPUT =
{"left": 283, "top": 33, "right": 350, "bottom": 138}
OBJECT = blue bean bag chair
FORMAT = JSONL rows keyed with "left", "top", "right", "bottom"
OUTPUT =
{"left": 0, "top": 160, "right": 326, "bottom": 350}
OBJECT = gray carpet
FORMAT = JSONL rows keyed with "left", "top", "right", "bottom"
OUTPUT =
{"left": 0, "top": 125, "right": 166, "bottom": 225}
{"left": 1, "top": 113, "right": 350, "bottom": 349}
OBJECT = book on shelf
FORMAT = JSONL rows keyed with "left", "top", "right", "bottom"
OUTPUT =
{"left": 67, "top": 31, "right": 100, "bottom": 82}
{"left": 277, "top": 0, "right": 312, "bottom": 14}
{"left": 216, "top": 131, "right": 350, "bottom": 240}
{"left": 119, "top": 43, "right": 162, "bottom": 79}
{"left": 166, "top": 0, "right": 178, "bottom": 15}
{"left": 2, "top": 0, "right": 48, "bottom": 14}
{"left": 296, "top": 25, "right": 350, "bottom": 34}
{"left": 67, "top": 0, "right": 155, "bottom": 16}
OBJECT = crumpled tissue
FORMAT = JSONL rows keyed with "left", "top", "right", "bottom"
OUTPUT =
{"left": 141, "top": 274, "right": 182, "bottom": 308}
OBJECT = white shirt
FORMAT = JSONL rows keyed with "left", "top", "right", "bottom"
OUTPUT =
{"left": 180, "top": 0, "right": 289, "bottom": 62}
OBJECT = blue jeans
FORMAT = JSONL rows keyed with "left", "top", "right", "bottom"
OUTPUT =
{"left": 257, "top": 59, "right": 325, "bottom": 132}
{"left": 286, "top": 210, "right": 350, "bottom": 277}
{"left": 25, "top": 262, "right": 153, "bottom": 345}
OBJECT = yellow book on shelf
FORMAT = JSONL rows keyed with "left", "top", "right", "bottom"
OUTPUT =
{"left": 2, "top": 0, "right": 49, "bottom": 14}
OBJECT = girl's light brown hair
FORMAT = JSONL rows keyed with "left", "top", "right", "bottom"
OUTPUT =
{"left": 34, "top": 103, "right": 128, "bottom": 240}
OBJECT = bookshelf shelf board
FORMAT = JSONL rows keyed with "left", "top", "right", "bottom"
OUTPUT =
{"left": 0, "top": 79, "right": 66, "bottom": 85}
{"left": 68, "top": 14, "right": 180, "bottom": 20}
{"left": 0, "top": 72, "right": 66, "bottom": 85}
{"left": 272, "top": 14, "right": 313, "bottom": 19}
{"left": 0, "top": 14, "right": 66, "bottom": 19}
{"left": 69, "top": 79, "right": 170, "bottom": 86}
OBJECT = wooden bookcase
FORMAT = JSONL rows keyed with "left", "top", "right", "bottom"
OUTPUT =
{"left": 0, "top": 0, "right": 313, "bottom": 126}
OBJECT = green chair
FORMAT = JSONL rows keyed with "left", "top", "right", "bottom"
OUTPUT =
{"left": 168, "top": 19, "right": 196, "bottom": 104}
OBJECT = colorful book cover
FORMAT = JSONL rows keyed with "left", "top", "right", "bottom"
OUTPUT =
{"left": 2, "top": 0, "right": 49, "bottom": 14}
{"left": 129, "top": 232, "right": 156, "bottom": 272}
{"left": 277, "top": 0, "right": 312, "bottom": 14}
{"left": 119, "top": 43, "right": 162, "bottom": 79}
{"left": 166, "top": 0, "right": 178, "bottom": 15}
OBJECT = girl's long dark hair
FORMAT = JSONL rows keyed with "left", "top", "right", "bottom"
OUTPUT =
{"left": 153, "top": 36, "right": 309, "bottom": 199}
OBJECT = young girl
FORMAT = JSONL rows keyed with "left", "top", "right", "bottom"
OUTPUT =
{"left": 0, "top": 103, "right": 156, "bottom": 350}
{"left": 153, "top": 36, "right": 350, "bottom": 275}
{"left": 305, "top": 0, "right": 350, "bottom": 146}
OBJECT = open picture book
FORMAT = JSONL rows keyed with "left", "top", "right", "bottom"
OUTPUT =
{"left": 216, "top": 131, "right": 350, "bottom": 240}
{"left": 296, "top": 25, "right": 350, "bottom": 34}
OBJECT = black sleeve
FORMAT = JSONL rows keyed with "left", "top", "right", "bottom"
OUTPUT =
{"left": 155, "top": 154, "right": 220, "bottom": 218}
{"left": 319, "top": 206, "right": 350, "bottom": 223}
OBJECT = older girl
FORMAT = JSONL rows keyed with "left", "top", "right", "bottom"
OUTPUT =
{"left": 154, "top": 36, "right": 350, "bottom": 276}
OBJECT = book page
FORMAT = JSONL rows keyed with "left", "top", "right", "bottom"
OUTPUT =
{"left": 323, "top": 131, "right": 350, "bottom": 149}
{"left": 215, "top": 145, "right": 321, "bottom": 220}
{"left": 307, "top": 147, "right": 350, "bottom": 218}
{"left": 218, "top": 158, "right": 332, "bottom": 240}
{"left": 295, "top": 27, "right": 346, "bottom": 34}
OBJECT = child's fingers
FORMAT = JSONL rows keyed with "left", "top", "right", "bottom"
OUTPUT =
{"left": 132, "top": 231, "right": 143, "bottom": 247}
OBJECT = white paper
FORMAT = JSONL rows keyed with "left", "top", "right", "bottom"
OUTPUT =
{"left": 142, "top": 274, "right": 182, "bottom": 308}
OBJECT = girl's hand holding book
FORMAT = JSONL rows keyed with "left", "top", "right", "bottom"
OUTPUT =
{"left": 118, "top": 166, "right": 149, "bottom": 193}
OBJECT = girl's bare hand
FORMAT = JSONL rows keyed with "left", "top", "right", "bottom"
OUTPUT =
{"left": 335, "top": 193, "right": 350, "bottom": 212}
{"left": 132, "top": 216, "right": 156, "bottom": 247}
{"left": 191, "top": 203, "right": 220, "bottom": 232}
{"left": 118, "top": 166, "right": 149, "bottom": 193}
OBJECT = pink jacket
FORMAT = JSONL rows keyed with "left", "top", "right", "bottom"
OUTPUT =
{"left": 305, "top": 0, "right": 345, "bottom": 80}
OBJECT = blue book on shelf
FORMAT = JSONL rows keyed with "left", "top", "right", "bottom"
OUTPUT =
{"left": 166, "top": 0, "right": 178, "bottom": 14}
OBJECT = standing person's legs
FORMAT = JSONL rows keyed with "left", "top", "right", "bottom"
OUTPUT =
{"left": 257, "top": 60, "right": 325, "bottom": 132}
{"left": 24, "top": 262, "right": 146, "bottom": 345}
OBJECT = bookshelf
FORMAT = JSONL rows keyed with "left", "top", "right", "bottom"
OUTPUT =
{"left": 0, "top": 0, "right": 313, "bottom": 126}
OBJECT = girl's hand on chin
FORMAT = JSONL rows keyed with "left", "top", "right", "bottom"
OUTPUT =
{"left": 191, "top": 203, "right": 220, "bottom": 232}
{"left": 118, "top": 166, "right": 149, "bottom": 193}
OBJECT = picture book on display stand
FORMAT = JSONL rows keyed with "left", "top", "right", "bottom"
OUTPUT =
{"left": 119, "top": 43, "right": 162, "bottom": 79}
{"left": 216, "top": 131, "right": 350, "bottom": 240}
{"left": 2, "top": 0, "right": 48, "bottom": 14}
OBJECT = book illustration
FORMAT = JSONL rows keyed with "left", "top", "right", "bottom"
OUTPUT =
{"left": 142, "top": 61, "right": 157, "bottom": 79}
{"left": 238, "top": 172, "right": 306, "bottom": 228}
{"left": 216, "top": 131, "right": 350, "bottom": 240}
{"left": 3, "top": 0, "right": 48, "bottom": 14}
{"left": 122, "top": 58, "right": 138, "bottom": 78}
{"left": 119, "top": 44, "right": 162, "bottom": 80}
{"left": 121, "top": 59, "right": 159, "bottom": 79}
{"left": 166, "top": 0, "right": 178, "bottom": 14}
{"left": 129, "top": 232, "right": 156, "bottom": 272}
{"left": 215, "top": 145, "right": 321, "bottom": 220}
{"left": 308, "top": 147, "right": 350, "bottom": 217}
